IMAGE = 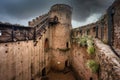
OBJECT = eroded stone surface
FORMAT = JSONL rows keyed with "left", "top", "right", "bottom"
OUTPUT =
{"left": 95, "top": 39, "right": 120, "bottom": 80}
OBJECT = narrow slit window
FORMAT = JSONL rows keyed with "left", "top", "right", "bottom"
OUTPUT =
{"left": 66, "top": 42, "right": 69, "bottom": 48}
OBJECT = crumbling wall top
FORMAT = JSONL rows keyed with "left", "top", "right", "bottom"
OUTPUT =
{"left": 50, "top": 4, "right": 72, "bottom": 13}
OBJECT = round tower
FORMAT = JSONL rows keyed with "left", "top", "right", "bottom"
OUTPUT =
{"left": 49, "top": 4, "right": 72, "bottom": 71}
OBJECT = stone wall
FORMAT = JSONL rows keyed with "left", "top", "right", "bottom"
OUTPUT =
{"left": 70, "top": 1, "right": 120, "bottom": 79}
{"left": 112, "top": 0, "right": 120, "bottom": 50}
{"left": 0, "top": 25, "right": 51, "bottom": 80}
{"left": 71, "top": 43, "right": 98, "bottom": 80}
{"left": 95, "top": 39, "right": 120, "bottom": 80}
{"left": 70, "top": 38, "right": 120, "bottom": 80}
{"left": 72, "top": 17, "right": 108, "bottom": 43}
{"left": 0, "top": 4, "right": 72, "bottom": 80}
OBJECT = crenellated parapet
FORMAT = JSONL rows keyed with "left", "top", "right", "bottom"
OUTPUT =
{"left": 28, "top": 13, "right": 48, "bottom": 27}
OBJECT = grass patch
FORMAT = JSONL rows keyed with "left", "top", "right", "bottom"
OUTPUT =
{"left": 87, "top": 46, "right": 95, "bottom": 55}
{"left": 77, "top": 35, "right": 95, "bottom": 55}
{"left": 87, "top": 60, "right": 99, "bottom": 73}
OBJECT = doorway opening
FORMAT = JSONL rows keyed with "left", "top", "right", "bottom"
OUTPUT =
{"left": 90, "top": 77, "right": 93, "bottom": 80}
{"left": 42, "top": 68, "right": 46, "bottom": 77}
{"left": 65, "top": 60, "right": 69, "bottom": 67}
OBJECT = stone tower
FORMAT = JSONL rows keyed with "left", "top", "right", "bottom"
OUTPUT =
{"left": 49, "top": 4, "right": 72, "bottom": 71}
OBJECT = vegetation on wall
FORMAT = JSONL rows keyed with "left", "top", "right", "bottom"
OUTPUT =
{"left": 87, "top": 46, "right": 95, "bottom": 55}
{"left": 87, "top": 38, "right": 95, "bottom": 55}
{"left": 77, "top": 35, "right": 95, "bottom": 55}
{"left": 77, "top": 36, "right": 88, "bottom": 47}
{"left": 86, "top": 60, "right": 99, "bottom": 73}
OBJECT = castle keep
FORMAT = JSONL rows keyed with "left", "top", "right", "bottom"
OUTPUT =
{"left": 0, "top": 0, "right": 120, "bottom": 80}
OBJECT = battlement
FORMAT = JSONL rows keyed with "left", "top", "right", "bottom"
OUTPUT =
{"left": 28, "top": 13, "right": 48, "bottom": 27}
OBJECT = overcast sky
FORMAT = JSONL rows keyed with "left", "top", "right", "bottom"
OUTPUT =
{"left": 0, "top": 0, "right": 114, "bottom": 28}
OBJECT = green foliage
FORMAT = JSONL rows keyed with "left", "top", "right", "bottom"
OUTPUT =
{"left": 87, "top": 39, "right": 94, "bottom": 46}
{"left": 87, "top": 37, "right": 95, "bottom": 55}
{"left": 78, "top": 36, "right": 88, "bottom": 47}
{"left": 87, "top": 60, "right": 99, "bottom": 73}
{"left": 77, "top": 35, "right": 95, "bottom": 55}
{"left": 87, "top": 46, "right": 95, "bottom": 55}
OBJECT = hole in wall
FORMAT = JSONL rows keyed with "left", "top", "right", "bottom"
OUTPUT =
{"left": 66, "top": 42, "right": 69, "bottom": 48}
{"left": 5, "top": 51, "right": 8, "bottom": 53}
{"left": 5, "top": 44, "right": 8, "bottom": 47}
{"left": 42, "top": 68, "right": 46, "bottom": 77}
{"left": 90, "top": 77, "right": 93, "bottom": 80}
{"left": 44, "top": 38, "right": 49, "bottom": 52}
{"left": 65, "top": 60, "right": 69, "bottom": 67}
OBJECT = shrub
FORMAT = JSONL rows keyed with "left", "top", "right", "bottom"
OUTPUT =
{"left": 78, "top": 36, "right": 88, "bottom": 47}
{"left": 87, "top": 45, "right": 95, "bottom": 55}
{"left": 87, "top": 39, "right": 94, "bottom": 46}
{"left": 87, "top": 60, "right": 99, "bottom": 73}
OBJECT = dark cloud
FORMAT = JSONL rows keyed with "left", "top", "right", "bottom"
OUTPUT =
{"left": 0, "top": 0, "right": 114, "bottom": 25}
{"left": 71, "top": 0, "right": 114, "bottom": 21}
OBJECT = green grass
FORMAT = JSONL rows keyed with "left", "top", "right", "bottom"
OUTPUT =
{"left": 87, "top": 46, "right": 95, "bottom": 55}
{"left": 77, "top": 36, "right": 95, "bottom": 55}
{"left": 86, "top": 37, "right": 95, "bottom": 55}
{"left": 87, "top": 60, "right": 99, "bottom": 73}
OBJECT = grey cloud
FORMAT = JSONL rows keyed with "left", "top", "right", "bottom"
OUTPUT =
{"left": 0, "top": 0, "right": 114, "bottom": 24}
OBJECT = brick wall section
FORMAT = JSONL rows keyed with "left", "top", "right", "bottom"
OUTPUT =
{"left": 95, "top": 39, "right": 120, "bottom": 80}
